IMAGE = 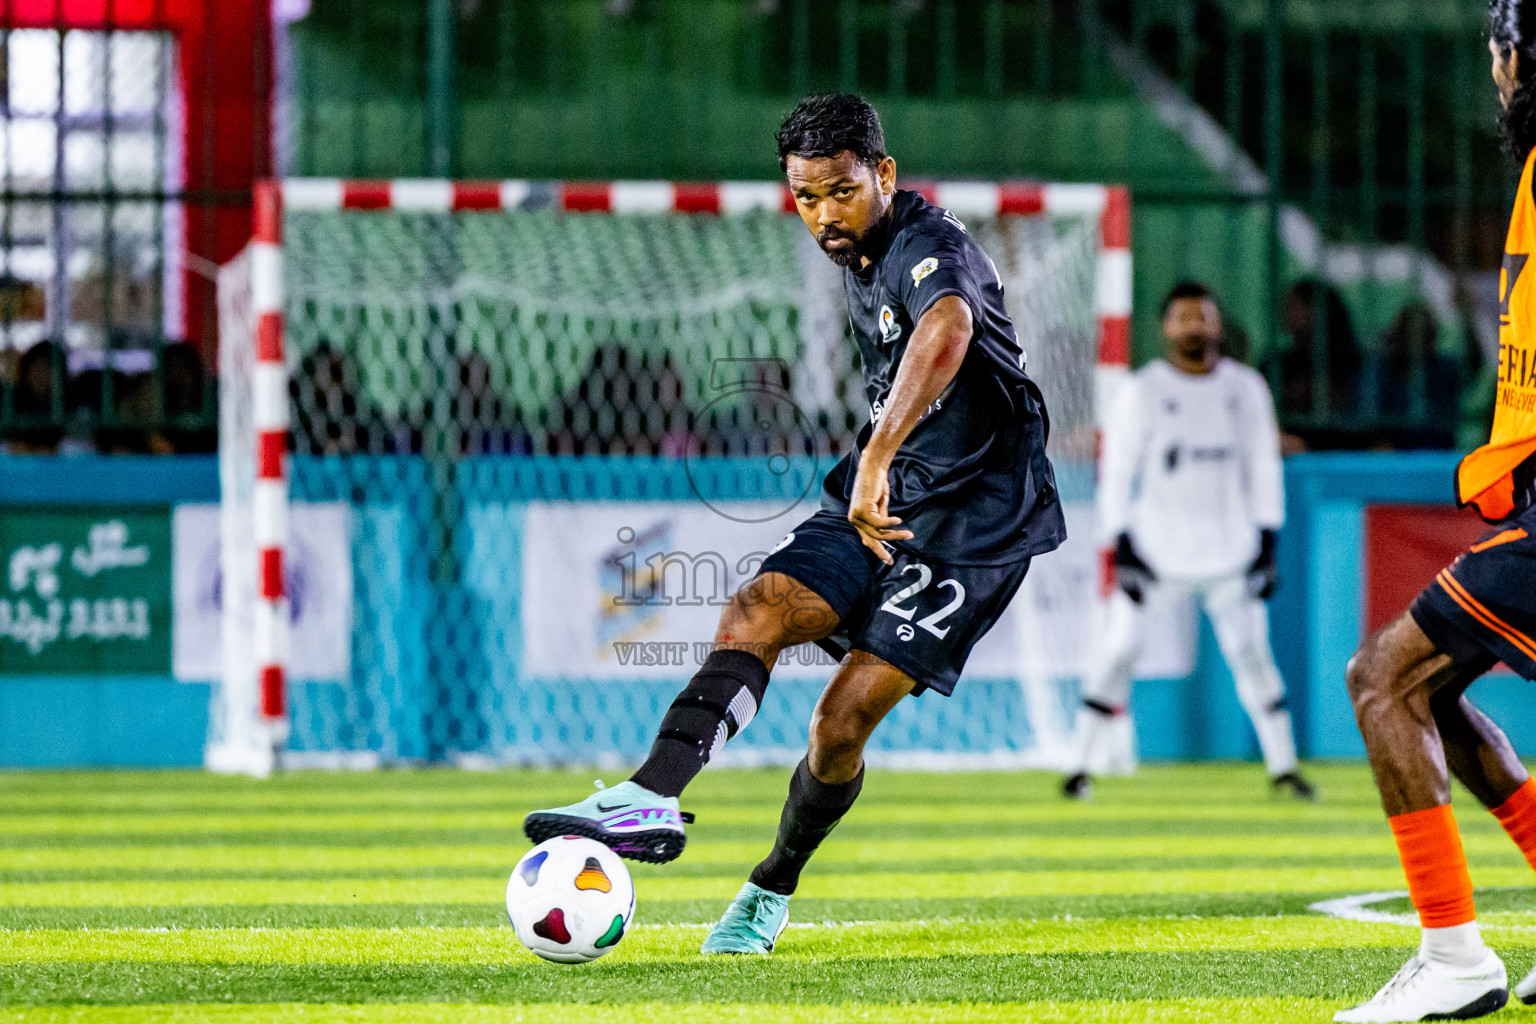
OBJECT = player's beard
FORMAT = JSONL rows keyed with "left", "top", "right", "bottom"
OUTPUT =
{"left": 1172, "top": 333, "right": 1217, "bottom": 364}
{"left": 817, "top": 226, "right": 866, "bottom": 268}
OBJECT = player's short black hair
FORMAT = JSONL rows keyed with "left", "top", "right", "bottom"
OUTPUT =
{"left": 776, "top": 94, "right": 888, "bottom": 172}
{"left": 1159, "top": 281, "right": 1216, "bottom": 318}
{"left": 1492, "top": 0, "right": 1536, "bottom": 161}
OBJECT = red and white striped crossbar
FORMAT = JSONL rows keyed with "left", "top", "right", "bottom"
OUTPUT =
{"left": 274, "top": 178, "right": 1132, "bottom": 419}
{"left": 250, "top": 181, "right": 288, "bottom": 733}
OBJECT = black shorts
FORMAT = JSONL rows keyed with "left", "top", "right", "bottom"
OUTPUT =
{"left": 1410, "top": 506, "right": 1536, "bottom": 680}
{"left": 758, "top": 510, "right": 1030, "bottom": 696}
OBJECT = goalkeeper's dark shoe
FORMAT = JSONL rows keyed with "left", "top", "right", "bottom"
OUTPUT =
{"left": 1062, "top": 772, "right": 1093, "bottom": 801}
{"left": 1271, "top": 771, "right": 1318, "bottom": 802}
{"left": 523, "top": 780, "right": 688, "bottom": 864}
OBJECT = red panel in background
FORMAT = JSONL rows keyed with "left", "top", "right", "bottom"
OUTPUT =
{"left": 1364, "top": 505, "right": 1491, "bottom": 635}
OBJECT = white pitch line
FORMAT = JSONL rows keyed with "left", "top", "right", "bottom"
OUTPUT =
{"left": 1311, "top": 890, "right": 1536, "bottom": 932}
{"left": 1309, "top": 891, "right": 1416, "bottom": 927}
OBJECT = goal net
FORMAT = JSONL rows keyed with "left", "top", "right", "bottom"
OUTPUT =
{"left": 216, "top": 179, "right": 1129, "bottom": 771}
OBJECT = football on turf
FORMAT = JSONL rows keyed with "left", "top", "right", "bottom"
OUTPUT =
{"left": 507, "top": 835, "right": 635, "bottom": 963}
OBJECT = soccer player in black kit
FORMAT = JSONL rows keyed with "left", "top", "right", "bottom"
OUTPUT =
{"left": 524, "top": 94, "right": 1065, "bottom": 953}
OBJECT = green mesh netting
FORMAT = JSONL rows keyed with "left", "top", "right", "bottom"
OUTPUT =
{"left": 228, "top": 204, "right": 1104, "bottom": 766}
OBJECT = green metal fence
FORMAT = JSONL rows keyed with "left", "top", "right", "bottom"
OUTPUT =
{"left": 1101, "top": 0, "right": 1505, "bottom": 448}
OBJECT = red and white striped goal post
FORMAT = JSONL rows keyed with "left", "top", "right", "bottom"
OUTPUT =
{"left": 249, "top": 182, "right": 289, "bottom": 735}
{"left": 243, "top": 177, "right": 1131, "bottom": 730}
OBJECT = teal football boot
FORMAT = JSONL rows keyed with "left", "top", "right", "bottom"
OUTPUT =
{"left": 700, "top": 881, "right": 791, "bottom": 954}
{"left": 522, "top": 780, "right": 688, "bottom": 864}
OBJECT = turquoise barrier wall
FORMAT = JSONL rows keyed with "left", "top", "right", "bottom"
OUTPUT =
{"left": 0, "top": 456, "right": 218, "bottom": 768}
{"left": 0, "top": 451, "right": 1516, "bottom": 768}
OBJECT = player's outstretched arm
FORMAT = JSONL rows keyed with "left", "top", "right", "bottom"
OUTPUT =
{"left": 847, "top": 293, "right": 973, "bottom": 563}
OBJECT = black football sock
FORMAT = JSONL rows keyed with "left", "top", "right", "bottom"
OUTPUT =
{"left": 630, "top": 648, "right": 769, "bottom": 798}
{"left": 748, "top": 757, "right": 864, "bottom": 896}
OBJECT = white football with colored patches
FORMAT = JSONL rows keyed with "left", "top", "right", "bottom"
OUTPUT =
{"left": 506, "top": 835, "right": 636, "bottom": 964}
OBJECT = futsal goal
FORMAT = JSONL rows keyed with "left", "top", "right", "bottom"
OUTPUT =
{"left": 214, "top": 178, "right": 1130, "bottom": 775}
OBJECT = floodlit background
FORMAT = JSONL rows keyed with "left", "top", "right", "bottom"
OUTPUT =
{"left": 7, "top": 6, "right": 1534, "bottom": 1024}
{"left": 0, "top": 0, "right": 1520, "bottom": 770}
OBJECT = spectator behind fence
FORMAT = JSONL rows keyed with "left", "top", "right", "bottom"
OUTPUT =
{"left": 548, "top": 346, "right": 695, "bottom": 456}
{"left": 292, "top": 342, "right": 407, "bottom": 455}
{"left": 91, "top": 342, "right": 218, "bottom": 455}
{"left": 5, "top": 338, "right": 214, "bottom": 456}
{"left": 699, "top": 358, "right": 814, "bottom": 458}
{"left": 1454, "top": 280, "right": 1498, "bottom": 453}
{"left": 158, "top": 342, "right": 216, "bottom": 454}
{"left": 1268, "top": 279, "right": 1364, "bottom": 452}
{"left": 416, "top": 352, "right": 533, "bottom": 457}
{"left": 1221, "top": 321, "right": 1253, "bottom": 365}
{"left": 76, "top": 329, "right": 160, "bottom": 454}
{"left": 1362, "top": 301, "right": 1459, "bottom": 450}
{"left": 85, "top": 369, "right": 158, "bottom": 454}
{"left": 3, "top": 340, "right": 67, "bottom": 454}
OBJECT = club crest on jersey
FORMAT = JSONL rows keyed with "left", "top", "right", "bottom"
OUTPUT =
{"left": 910, "top": 257, "right": 939, "bottom": 286}
{"left": 878, "top": 305, "right": 902, "bottom": 342}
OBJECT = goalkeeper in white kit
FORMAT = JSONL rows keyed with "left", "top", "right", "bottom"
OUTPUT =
{"left": 1062, "top": 281, "right": 1315, "bottom": 801}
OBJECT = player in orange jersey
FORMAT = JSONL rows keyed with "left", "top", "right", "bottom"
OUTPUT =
{"left": 1336, "top": 3, "right": 1536, "bottom": 1021}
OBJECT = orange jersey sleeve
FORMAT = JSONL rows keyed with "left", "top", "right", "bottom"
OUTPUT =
{"left": 1457, "top": 147, "right": 1536, "bottom": 521}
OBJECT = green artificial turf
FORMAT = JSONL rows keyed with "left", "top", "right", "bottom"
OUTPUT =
{"left": 5, "top": 763, "right": 1536, "bottom": 1022}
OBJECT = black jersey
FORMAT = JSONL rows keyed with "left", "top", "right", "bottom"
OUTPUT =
{"left": 820, "top": 189, "right": 1067, "bottom": 566}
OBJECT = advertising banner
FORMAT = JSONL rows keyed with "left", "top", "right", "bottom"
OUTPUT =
{"left": 518, "top": 500, "right": 1193, "bottom": 684}
{"left": 172, "top": 502, "right": 353, "bottom": 682}
{"left": 0, "top": 510, "right": 170, "bottom": 673}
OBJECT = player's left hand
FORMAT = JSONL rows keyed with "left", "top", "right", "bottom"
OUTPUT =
{"left": 1112, "top": 533, "right": 1155, "bottom": 604}
{"left": 848, "top": 455, "right": 914, "bottom": 565}
{"left": 1245, "top": 528, "right": 1279, "bottom": 600}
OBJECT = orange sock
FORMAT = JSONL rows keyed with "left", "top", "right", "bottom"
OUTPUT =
{"left": 1491, "top": 777, "right": 1536, "bottom": 873}
{"left": 1389, "top": 804, "right": 1476, "bottom": 928}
